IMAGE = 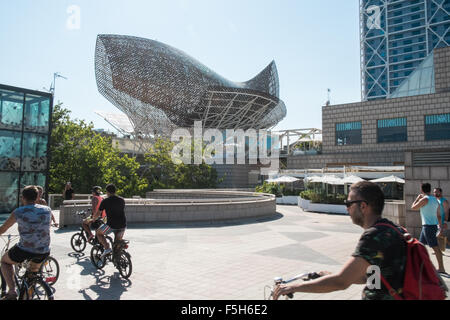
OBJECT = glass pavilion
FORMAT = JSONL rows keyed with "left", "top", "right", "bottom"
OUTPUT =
{"left": 0, "top": 84, "right": 53, "bottom": 214}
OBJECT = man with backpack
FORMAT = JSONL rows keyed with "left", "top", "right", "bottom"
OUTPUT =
{"left": 273, "top": 181, "right": 447, "bottom": 300}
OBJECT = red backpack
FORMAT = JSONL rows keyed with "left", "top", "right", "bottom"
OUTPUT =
{"left": 375, "top": 223, "right": 448, "bottom": 300}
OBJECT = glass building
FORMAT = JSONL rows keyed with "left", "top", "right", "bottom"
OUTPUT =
{"left": 388, "top": 52, "right": 435, "bottom": 98}
{"left": 360, "top": 0, "right": 450, "bottom": 100}
{"left": 0, "top": 84, "right": 53, "bottom": 214}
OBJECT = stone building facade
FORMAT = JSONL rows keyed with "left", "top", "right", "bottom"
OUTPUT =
{"left": 288, "top": 47, "right": 450, "bottom": 170}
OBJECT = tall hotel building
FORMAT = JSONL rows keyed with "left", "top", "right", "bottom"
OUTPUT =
{"left": 288, "top": 0, "right": 450, "bottom": 237}
{"left": 361, "top": 0, "right": 450, "bottom": 100}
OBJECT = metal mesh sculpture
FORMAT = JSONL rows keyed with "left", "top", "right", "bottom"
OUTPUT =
{"left": 95, "top": 34, "right": 286, "bottom": 136}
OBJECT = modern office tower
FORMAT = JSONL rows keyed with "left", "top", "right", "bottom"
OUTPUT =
{"left": 360, "top": 0, "right": 450, "bottom": 100}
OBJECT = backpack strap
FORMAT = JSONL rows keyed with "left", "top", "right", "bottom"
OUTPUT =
{"left": 373, "top": 222, "right": 407, "bottom": 300}
{"left": 379, "top": 274, "right": 403, "bottom": 300}
{"left": 374, "top": 222, "right": 406, "bottom": 238}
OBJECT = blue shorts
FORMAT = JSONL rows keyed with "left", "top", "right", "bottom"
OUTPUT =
{"left": 419, "top": 225, "right": 438, "bottom": 248}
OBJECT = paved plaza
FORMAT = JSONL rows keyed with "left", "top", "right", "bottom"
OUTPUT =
{"left": 3, "top": 205, "right": 450, "bottom": 300}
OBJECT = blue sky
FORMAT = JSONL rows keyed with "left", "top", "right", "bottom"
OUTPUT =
{"left": 0, "top": 0, "right": 361, "bottom": 132}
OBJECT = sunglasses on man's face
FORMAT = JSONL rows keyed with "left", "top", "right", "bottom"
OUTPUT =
{"left": 344, "top": 200, "right": 367, "bottom": 208}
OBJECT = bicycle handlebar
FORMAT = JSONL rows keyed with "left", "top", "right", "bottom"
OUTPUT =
{"left": 267, "top": 272, "right": 324, "bottom": 300}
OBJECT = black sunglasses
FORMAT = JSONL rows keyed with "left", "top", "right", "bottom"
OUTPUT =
{"left": 344, "top": 200, "right": 367, "bottom": 208}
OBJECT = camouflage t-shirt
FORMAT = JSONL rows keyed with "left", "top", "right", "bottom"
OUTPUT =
{"left": 352, "top": 218, "right": 407, "bottom": 300}
{"left": 13, "top": 204, "right": 51, "bottom": 254}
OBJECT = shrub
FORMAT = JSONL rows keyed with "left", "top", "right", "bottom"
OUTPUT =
{"left": 299, "top": 190, "right": 315, "bottom": 200}
{"left": 255, "top": 182, "right": 282, "bottom": 197}
{"left": 282, "top": 189, "right": 300, "bottom": 196}
{"left": 299, "top": 190, "right": 346, "bottom": 204}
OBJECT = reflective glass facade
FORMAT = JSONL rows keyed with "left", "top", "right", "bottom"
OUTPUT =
{"left": 389, "top": 52, "right": 435, "bottom": 98}
{"left": 0, "top": 84, "right": 53, "bottom": 214}
{"left": 361, "top": 0, "right": 450, "bottom": 100}
{"left": 377, "top": 117, "right": 408, "bottom": 142}
{"left": 425, "top": 113, "right": 450, "bottom": 140}
{"left": 336, "top": 122, "right": 362, "bottom": 145}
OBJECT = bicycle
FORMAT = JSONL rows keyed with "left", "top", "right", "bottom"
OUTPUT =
{"left": 16, "top": 255, "right": 60, "bottom": 286}
{"left": 0, "top": 234, "right": 54, "bottom": 300}
{"left": 90, "top": 238, "right": 132, "bottom": 279}
{"left": 264, "top": 271, "right": 325, "bottom": 300}
{"left": 70, "top": 209, "right": 113, "bottom": 253}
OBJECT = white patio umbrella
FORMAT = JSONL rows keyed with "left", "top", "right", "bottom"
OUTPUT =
{"left": 272, "top": 176, "right": 300, "bottom": 183}
{"left": 321, "top": 175, "right": 344, "bottom": 185}
{"left": 266, "top": 176, "right": 299, "bottom": 192}
{"left": 304, "top": 176, "right": 324, "bottom": 183}
{"left": 342, "top": 175, "right": 365, "bottom": 194}
{"left": 370, "top": 175, "right": 405, "bottom": 184}
{"left": 342, "top": 175, "right": 365, "bottom": 184}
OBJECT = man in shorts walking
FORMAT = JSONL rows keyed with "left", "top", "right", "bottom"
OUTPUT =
{"left": 434, "top": 187, "right": 450, "bottom": 248}
{"left": 411, "top": 183, "right": 446, "bottom": 273}
{"left": 0, "top": 186, "right": 52, "bottom": 300}
{"left": 96, "top": 184, "right": 126, "bottom": 258}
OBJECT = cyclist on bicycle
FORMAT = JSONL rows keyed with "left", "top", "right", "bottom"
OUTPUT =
{"left": 82, "top": 186, "right": 105, "bottom": 242}
{"left": 273, "top": 181, "right": 408, "bottom": 300}
{"left": 96, "top": 184, "right": 126, "bottom": 259}
{"left": 0, "top": 186, "right": 52, "bottom": 300}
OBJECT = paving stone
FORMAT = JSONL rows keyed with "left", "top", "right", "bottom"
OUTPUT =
{"left": 2, "top": 205, "right": 449, "bottom": 300}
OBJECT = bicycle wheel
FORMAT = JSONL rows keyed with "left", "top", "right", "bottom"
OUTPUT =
{"left": 117, "top": 251, "right": 132, "bottom": 279}
{"left": 90, "top": 245, "right": 106, "bottom": 269}
{"left": 70, "top": 232, "right": 87, "bottom": 253}
{"left": 19, "top": 277, "right": 54, "bottom": 300}
{"left": 39, "top": 256, "right": 60, "bottom": 286}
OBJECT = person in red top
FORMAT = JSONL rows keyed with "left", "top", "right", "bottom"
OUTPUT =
{"left": 82, "top": 186, "right": 105, "bottom": 242}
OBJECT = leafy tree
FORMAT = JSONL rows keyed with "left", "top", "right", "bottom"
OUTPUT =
{"left": 143, "top": 137, "right": 220, "bottom": 189}
{"left": 48, "top": 103, "right": 148, "bottom": 197}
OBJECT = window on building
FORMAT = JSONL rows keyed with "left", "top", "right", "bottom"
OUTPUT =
{"left": 336, "top": 122, "right": 362, "bottom": 146}
{"left": 425, "top": 113, "right": 450, "bottom": 141}
{"left": 377, "top": 117, "right": 407, "bottom": 143}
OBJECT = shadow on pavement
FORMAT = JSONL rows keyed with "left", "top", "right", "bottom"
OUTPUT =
{"left": 79, "top": 273, "right": 131, "bottom": 300}
{"left": 67, "top": 251, "right": 132, "bottom": 300}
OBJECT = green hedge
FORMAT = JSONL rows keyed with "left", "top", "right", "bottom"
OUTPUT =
{"left": 255, "top": 182, "right": 283, "bottom": 197}
{"left": 300, "top": 190, "right": 346, "bottom": 205}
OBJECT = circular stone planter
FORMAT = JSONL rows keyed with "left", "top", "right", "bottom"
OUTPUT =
{"left": 59, "top": 190, "right": 276, "bottom": 226}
